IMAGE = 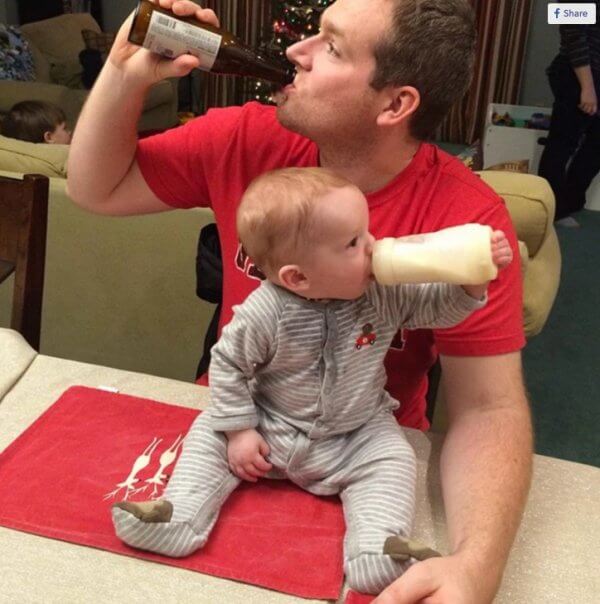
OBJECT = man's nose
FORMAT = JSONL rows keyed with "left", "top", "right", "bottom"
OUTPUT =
{"left": 286, "top": 37, "right": 314, "bottom": 69}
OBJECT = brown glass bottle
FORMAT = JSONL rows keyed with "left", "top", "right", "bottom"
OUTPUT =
{"left": 128, "top": 0, "right": 294, "bottom": 86}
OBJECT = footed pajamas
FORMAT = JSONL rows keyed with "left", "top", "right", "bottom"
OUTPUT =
{"left": 113, "top": 280, "right": 484, "bottom": 593}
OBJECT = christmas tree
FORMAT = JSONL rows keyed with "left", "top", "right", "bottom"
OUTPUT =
{"left": 251, "top": 0, "right": 334, "bottom": 104}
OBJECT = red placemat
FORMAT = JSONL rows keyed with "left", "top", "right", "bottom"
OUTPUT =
{"left": 0, "top": 386, "right": 345, "bottom": 599}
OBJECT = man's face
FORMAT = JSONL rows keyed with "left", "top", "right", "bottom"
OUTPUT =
{"left": 300, "top": 186, "right": 375, "bottom": 300}
{"left": 275, "top": 0, "right": 391, "bottom": 147}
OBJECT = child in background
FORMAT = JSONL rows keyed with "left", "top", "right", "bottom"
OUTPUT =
{"left": 1, "top": 100, "right": 71, "bottom": 144}
{"left": 112, "top": 167, "right": 513, "bottom": 594}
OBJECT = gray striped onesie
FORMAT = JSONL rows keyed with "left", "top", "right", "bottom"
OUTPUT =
{"left": 113, "top": 280, "right": 484, "bottom": 593}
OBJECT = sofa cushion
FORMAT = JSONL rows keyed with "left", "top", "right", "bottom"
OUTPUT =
{"left": 50, "top": 59, "right": 84, "bottom": 88}
{"left": 26, "top": 39, "right": 51, "bottom": 83}
{"left": 81, "top": 29, "right": 116, "bottom": 61}
{"left": 20, "top": 13, "right": 100, "bottom": 65}
{"left": 144, "top": 80, "right": 175, "bottom": 111}
{"left": 0, "top": 25, "right": 35, "bottom": 82}
{"left": 477, "top": 171, "right": 553, "bottom": 257}
{"left": 0, "top": 135, "right": 68, "bottom": 178}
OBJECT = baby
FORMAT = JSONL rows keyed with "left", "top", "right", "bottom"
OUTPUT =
{"left": 112, "top": 167, "right": 512, "bottom": 594}
{"left": 1, "top": 100, "right": 71, "bottom": 144}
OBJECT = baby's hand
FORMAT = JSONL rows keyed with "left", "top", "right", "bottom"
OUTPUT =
{"left": 226, "top": 428, "right": 272, "bottom": 482}
{"left": 491, "top": 229, "right": 513, "bottom": 270}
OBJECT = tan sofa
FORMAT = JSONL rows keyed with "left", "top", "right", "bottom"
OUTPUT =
{"left": 0, "top": 13, "right": 178, "bottom": 132}
{"left": 0, "top": 139, "right": 561, "bottom": 382}
{"left": 477, "top": 170, "right": 561, "bottom": 337}
{"left": 0, "top": 161, "right": 216, "bottom": 382}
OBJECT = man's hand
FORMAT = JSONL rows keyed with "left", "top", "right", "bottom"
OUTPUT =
{"left": 373, "top": 553, "right": 491, "bottom": 604}
{"left": 574, "top": 66, "right": 597, "bottom": 116}
{"left": 109, "top": 0, "right": 220, "bottom": 86}
{"left": 226, "top": 428, "right": 273, "bottom": 482}
{"left": 579, "top": 84, "right": 598, "bottom": 116}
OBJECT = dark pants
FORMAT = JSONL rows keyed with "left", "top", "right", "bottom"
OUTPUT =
{"left": 538, "top": 57, "right": 600, "bottom": 220}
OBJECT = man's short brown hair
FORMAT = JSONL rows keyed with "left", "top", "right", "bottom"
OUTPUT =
{"left": 1, "top": 100, "right": 66, "bottom": 143}
{"left": 237, "top": 167, "right": 355, "bottom": 278}
{"left": 371, "top": 0, "right": 476, "bottom": 140}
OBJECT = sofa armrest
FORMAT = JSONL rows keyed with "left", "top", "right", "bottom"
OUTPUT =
{"left": 522, "top": 228, "right": 561, "bottom": 337}
{"left": 137, "top": 79, "right": 179, "bottom": 132}
{"left": 476, "top": 170, "right": 561, "bottom": 337}
{"left": 477, "top": 171, "right": 554, "bottom": 256}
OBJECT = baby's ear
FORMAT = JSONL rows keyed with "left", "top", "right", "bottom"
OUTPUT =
{"left": 43, "top": 130, "right": 54, "bottom": 144}
{"left": 278, "top": 264, "right": 309, "bottom": 293}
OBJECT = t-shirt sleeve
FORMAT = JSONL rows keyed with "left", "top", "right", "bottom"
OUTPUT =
{"left": 136, "top": 106, "right": 244, "bottom": 209}
{"left": 433, "top": 201, "right": 525, "bottom": 356}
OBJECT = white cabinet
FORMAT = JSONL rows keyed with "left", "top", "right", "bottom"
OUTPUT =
{"left": 482, "top": 103, "right": 550, "bottom": 174}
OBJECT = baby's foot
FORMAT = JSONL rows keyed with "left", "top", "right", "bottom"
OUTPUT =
{"left": 491, "top": 229, "right": 513, "bottom": 270}
{"left": 113, "top": 499, "right": 173, "bottom": 523}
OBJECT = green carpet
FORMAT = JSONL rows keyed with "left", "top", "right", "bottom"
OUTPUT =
{"left": 523, "top": 209, "right": 600, "bottom": 467}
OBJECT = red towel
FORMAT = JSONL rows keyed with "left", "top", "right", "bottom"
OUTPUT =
{"left": 345, "top": 591, "right": 375, "bottom": 603}
{"left": 0, "top": 386, "right": 345, "bottom": 599}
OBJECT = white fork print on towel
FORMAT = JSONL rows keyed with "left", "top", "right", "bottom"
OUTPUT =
{"left": 144, "top": 434, "right": 185, "bottom": 498}
{"left": 103, "top": 435, "right": 184, "bottom": 501}
{"left": 103, "top": 436, "right": 161, "bottom": 501}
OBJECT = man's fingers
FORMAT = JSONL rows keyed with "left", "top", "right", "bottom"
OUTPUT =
{"left": 157, "top": 53, "right": 200, "bottom": 79}
{"left": 579, "top": 102, "right": 596, "bottom": 115}
{"left": 195, "top": 8, "right": 220, "bottom": 27}
{"left": 159, "top": 0, "right": 220, "bottom": 26}
{"left": 373, "top": 564, "right": 438, "bottom": 603}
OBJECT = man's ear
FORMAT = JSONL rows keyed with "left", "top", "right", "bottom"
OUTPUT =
{"left": 278, "top": 264, "right": 310, "bottom": 293}
{"left": 43, "top": 130, "right": 54, "bottom": 144}
{"left": 376, "top": 85, "right": 420, "bottom": 127}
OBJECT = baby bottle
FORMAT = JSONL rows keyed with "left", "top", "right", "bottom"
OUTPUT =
{"left": 372, "top": 223, "right": 497, "bottom": 285}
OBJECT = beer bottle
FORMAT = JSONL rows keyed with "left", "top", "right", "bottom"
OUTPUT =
{"left": 128, "top": 0, "right": 295, "bottom": 86}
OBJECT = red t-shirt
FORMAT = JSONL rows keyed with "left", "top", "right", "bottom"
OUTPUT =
{"left": 137, "top": 102, "right": 525, "bottom": 430}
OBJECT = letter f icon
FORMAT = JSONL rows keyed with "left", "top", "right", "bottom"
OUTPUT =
{"left": 554, "top": 7, "right": 561, "bottom": 19}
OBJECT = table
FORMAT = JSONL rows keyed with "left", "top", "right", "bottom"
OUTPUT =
{"left": 1, "top": 328, "right": 598, "bottom": 603}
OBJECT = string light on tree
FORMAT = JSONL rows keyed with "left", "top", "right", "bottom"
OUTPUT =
{"left": 251, "top": 0, "right": 335, "bottom": 104}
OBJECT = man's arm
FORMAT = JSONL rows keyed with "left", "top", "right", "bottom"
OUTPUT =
{"left": 67, "top": 1, "right": 217, "bottom": 215}
{"left": 375, "top": 352, "right": 532, "bottom": 603}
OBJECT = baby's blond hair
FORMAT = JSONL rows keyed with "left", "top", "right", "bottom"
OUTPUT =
{"left": 237, "top": 167, "right": 355, "bottom": 278}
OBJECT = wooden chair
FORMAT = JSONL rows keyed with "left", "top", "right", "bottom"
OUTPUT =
{"left": 0, "top": 174, "right": 49, "bottom": 350}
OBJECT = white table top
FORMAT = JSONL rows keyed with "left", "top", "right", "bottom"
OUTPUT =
{"left": 1, "top": 328, "right": 598, "bottom": 603}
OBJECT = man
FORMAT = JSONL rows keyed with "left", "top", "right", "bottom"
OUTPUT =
{"left": 67, "top": 1, "right": 533, "bottom": 601}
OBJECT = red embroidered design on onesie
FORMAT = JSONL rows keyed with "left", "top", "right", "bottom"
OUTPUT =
{"left": 355, "top": 323, "right": 377, "bottom": 350}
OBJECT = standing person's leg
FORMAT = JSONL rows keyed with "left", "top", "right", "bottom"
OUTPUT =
{"left": 112, "top": 413, "right": 240, "bottom": 557}
{"left": 538, "top": 60, "right": 588, "bottom": 220}
{"left": 298, "top": 412, "right": 418, "bottom": 594}
{"left": 565, "top": 115, "right": 600, "bottom": 213}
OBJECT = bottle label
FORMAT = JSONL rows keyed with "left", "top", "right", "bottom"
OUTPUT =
{"left": 144, "top": 11, "right": 222, "bottom": 70}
